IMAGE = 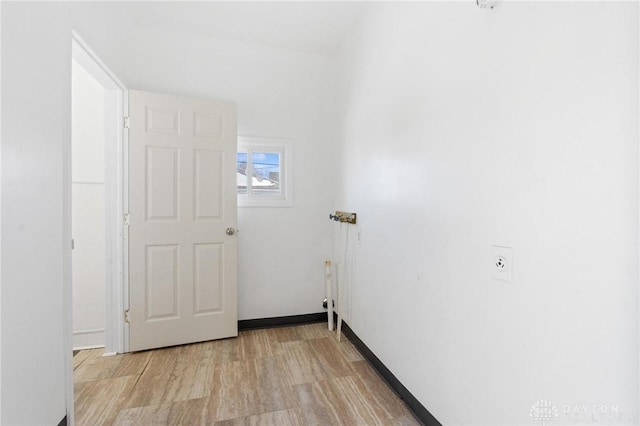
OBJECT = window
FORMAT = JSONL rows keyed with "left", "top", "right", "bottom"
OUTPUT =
{"left": 237, "top": 136, "right": 292, "bottom": 207}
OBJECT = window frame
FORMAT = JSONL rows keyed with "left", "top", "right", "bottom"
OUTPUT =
{"left": 237, "top": 136, "right": 293, "bottom": 207}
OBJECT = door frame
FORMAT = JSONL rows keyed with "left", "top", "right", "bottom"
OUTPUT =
{"left": 66, "top": 30, "right": 129, "bottom": 422}
{"left": 71, "top": 30, "right": 128, "bottom": 356}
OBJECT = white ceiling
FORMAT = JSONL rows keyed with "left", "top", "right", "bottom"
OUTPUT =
{"left": 124, "top": 2, "right": 368, "bottom": 56}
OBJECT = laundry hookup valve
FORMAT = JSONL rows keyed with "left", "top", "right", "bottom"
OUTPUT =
{"left": 329, "top": 211, "right": 357, "bottom": 224}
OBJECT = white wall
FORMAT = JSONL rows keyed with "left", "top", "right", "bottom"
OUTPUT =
{"left": 1, "top": 1, "right": 4, "bottom": 422}
{"left": 1, "top": 3, "right": 134, "bottom": 424}
{"left": 335, "top": 2, "right": 639, "bottom": 425}
{"left": 132, "top": 27, "right": 336, "bottom": 320}
{"left": 2, "top": 5, "right": 72, "bottom": 423}
{"left": 71, "top": 60, "right": 106, "bottom": 349}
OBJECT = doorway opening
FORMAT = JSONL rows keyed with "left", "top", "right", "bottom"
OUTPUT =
{"left": 71, "top": 53, "right": 108, "bottom": 352}
{"left": 71, "top": 34, "right": 127, "bottom": 357}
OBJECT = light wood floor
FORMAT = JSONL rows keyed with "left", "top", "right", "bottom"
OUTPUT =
{"left": 73, "top": 322, "right": 420, "bottom": 425}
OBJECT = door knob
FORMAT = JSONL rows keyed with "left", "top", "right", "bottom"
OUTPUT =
{"left": 226, "top": 228, "right": 237, "bottom": 236}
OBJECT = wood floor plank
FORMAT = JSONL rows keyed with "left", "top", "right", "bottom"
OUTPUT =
{"left": 307, "top": 337, "right": 354, "bottom": 379}
{"left": 350, "top": 360, "right": 415, "bottom": 420}
{"left": 74, "top": 351, "right": 151, "bottom": 383}
{"left": 280, "top": 340, "right": 329, "bottom": 385}
{"left": 238, "top": 329, "right": 281, "bottom": 360}
{"left": 206, "top": 381, "right": 263, "bottom": 422}
{"left": 212, "top": 358, "right": 258, "bottom": 387}
{"left": 187, "top": 337, "right": 242, "bottom": 365}
{"left": 73, "top": 348, "right": 103, "bottom": 371}
{"left": 296, "top": 375, "right": 398, "bottom": 425}
{"left": 295, "top": 323, "right": 330, "bottom": 340}
{"left": 294, "top": 380, "right": 351, "bottom": 425}
{"left": 75, "top": 375, "right": 139, "bottom": 425}
{"left": 253, "top": 356, "right": 297, "bottom": 413}
{"left": 209, "top": 337, "right": 243, "bottom": 363}
{"left": 265, "top": 326, "right": 302, "bottom": 343}
{"left": 124, "top": 346, "right": 216, "bottom": 408}
{"left": 113, "top": 397, "right": 209, "bottom": 425}
{"left": 214, "top": 408, "right": 304, "bottom": 426}
{"left": 384, "top": 415, "right": 422, "bottom": 426}
{"left": 296, "top": 322, "right": 364, "bottom": 363}
{"left": 207, "top": 356, "right": 297, "bottom": 422}
{"left": 333, "top": 374, "right": 398, "bottom": 424}
{"left": 331, "top": 335, "right": 364, "bottom": 362}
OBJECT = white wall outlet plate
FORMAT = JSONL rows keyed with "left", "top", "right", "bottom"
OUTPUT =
{"left": 491, "top": 245, "right": 512, "bottom": 282}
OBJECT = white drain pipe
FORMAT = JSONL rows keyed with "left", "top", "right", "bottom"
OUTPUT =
{"left": 325, "top": 260, "right": 334, "bottom": 331}
{"left": 336, "top": 261, "right": 343, "bottom": 342}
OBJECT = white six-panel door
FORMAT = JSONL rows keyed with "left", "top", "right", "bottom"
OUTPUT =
{"left": 128, "top": 90, "right": 238, "bottom": 352}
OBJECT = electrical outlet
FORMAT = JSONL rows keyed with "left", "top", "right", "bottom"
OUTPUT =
{"left": 491, "top": 245, "right": 512, "bottom": 282}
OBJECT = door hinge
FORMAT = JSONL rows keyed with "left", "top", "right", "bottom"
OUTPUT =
{"left": 124, "top": 213, "right": 130, "bottom": 226}
{"left": 124, "top": 309, "right": 130, "bottom": 323}
{"left": 124, "top": 116, "right": 130, "bottom": 129}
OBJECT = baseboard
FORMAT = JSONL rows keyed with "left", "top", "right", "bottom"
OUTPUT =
{"left": 238, "top": 312, "right": 326, "bottom": 330}
{"left": 338, "top": 318, "right": 441, "bottom": 426}
{"left": 57, "top": 415, "right": 67, "bottom": 426}
{"left": 73, "top": 344, "right": 105, "bottom": 351}
{"left": 72, "top": 328, "right": 105, "bottom": 349}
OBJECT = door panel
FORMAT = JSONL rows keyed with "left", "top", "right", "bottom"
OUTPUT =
{"left": 194, "top": 243, "right": 223, "bottom": 313}
{"left": 128, "top": 90, "right": 237, "bottom": 352}
{"left": 146, "top": 146, "right": 179, "bottom": 221}
{"left": 146, "top": 244, "right": 179, "bottom": 320}
{"left": 194, "top": 150, "right": 223, "bottom": 220}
